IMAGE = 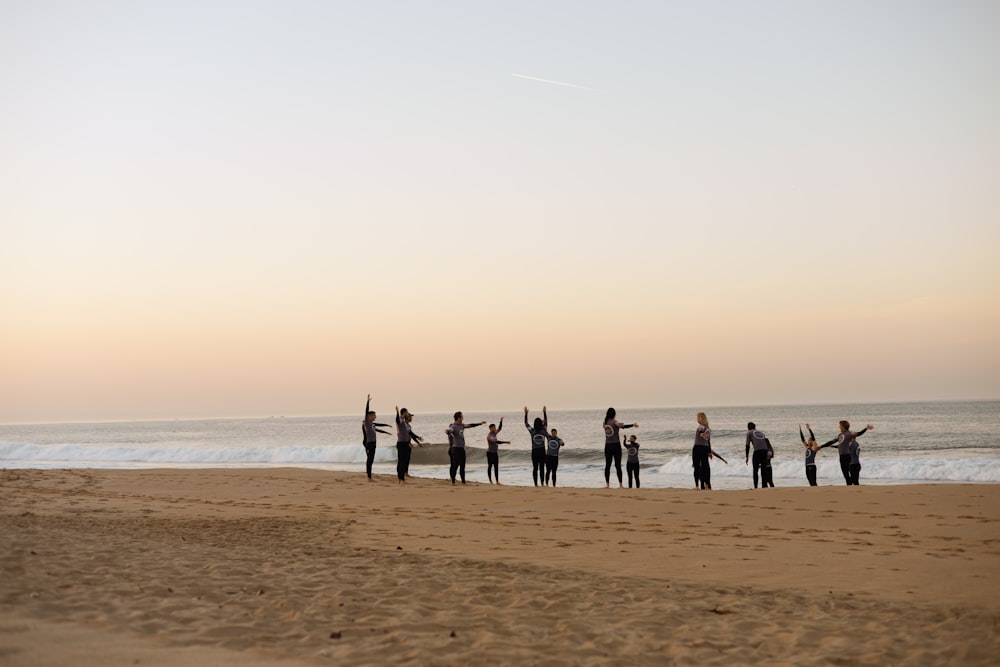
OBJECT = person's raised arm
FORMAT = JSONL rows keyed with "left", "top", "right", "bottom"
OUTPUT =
{"left": 396, "top": 406, "right": 402, "bottom": 425}
{"left": 524, "top": 406, "right": 530, "bottom": 430}
{"left": 497, "top": 417, "right": 504, "bottom": 434}
{"left": 799, "top": 425, "right": 806, "bottom": 445}
{"left": 365, "top": 394, "right": 371, "bottom": 419}
{"left": 543, "top": 406, "right": 548, "bottom": 428}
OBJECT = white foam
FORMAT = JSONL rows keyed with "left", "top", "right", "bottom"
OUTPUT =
{"left": 654, "top": 455, "right": 1000, "bottom": 483}
{"left": 0, "top": 441, "right": 396, "bottom": 468}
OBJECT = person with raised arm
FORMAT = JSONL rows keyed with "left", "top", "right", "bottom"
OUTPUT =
{"left": 821, "top": 421, "right": 874, "bottom": 486}
{"left": 524, "top": 406, "right": 548, "bottom": 487}
{"left": 486, "top": 418, "right": 510, "bottom": 485}
{"left": 395, "top": 406, "right": 423, "bottom": 484}
{"left": 362, "top": 395, "right": 393, "bottom": 481}
{"left": 446, "top": 411, "right": 485, "bottom": 485}
{"left": 603, "top": 408, "right": 638, "bottom": 489}
{"left": 800, "top": 423, "right": 820, "bottom": 486}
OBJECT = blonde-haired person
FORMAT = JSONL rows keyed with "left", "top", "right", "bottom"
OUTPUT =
{"left": 692, "top": 412, "right": 713, "bottom": 490}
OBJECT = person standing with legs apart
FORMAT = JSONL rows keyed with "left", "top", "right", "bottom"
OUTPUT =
{"left": 822, "top": 421, "right": 873, "bottom": 486}
{"left": 693, "top": 412, "right": 713, "bottom": 490}
{"left": 745, "top": 422, "right": 772, "bottom": 489}
{"left": 486, "top": 419, "right": 510, "bottom": 485}
{"left": 524, "top": 406, "right": 548, "bottom": 487}
{"left": 544, "top": 428, "right": 564, "bottom": 486}
{"left": 625, "top": 435, "right": 641, "bottom": 488}
{"left": 446, "top": 412, "right": 485, "bottom": 485}
{"left": 395, "top": 407, "right": 423, "bottom": 484}
{"left": 362, "top": 395, "right": 392, "bottom": 481}
{"left": 603, "top": 408, "right": 638, "bottom": 489}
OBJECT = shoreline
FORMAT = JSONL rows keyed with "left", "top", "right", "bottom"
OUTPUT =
{"left": 3, "top": 468, "right": 999, "bottom": 665}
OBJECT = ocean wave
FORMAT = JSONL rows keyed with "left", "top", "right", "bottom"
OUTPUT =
{"left": 0, "top": 441, "right": 397, "bottom": 466}
{"left": 4, "top": 440, "right": 999, "bottom": 483}
{"left": 653, "top": 456, "right": 1000, "bottom": 483}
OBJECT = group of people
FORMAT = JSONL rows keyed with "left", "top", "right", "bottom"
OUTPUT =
{"left": 362, "top": 396, "right": 874, "bottom": 488}
{"left": 799, "top": 420, "right": 874, "bottom": 486}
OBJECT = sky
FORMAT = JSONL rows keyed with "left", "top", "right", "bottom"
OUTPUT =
{"left": 1, "top": 0, "right": 998, "bottom": 423}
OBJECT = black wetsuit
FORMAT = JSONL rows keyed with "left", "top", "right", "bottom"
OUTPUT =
{"left": 603, "top": 419, "right": 634, "bottom": 485}
{"left": 362, "top": 398, "right": 392, "bottom": 479}
{"left": 447, "top": 422, "right": 482, "bottom": 484}
{"left": 693, "top": 424, "right": 712, "bottom": 490}
{"left": 525, "top": 410, "right": 548, "bottom": 487}
{"left": 745, "top": 429, "right": 771, "bottom": 489}
{"left": 800, "top": 426, "right": 818, "bottom": 486}
{"left": 395, "top": 411, "right": 421, "bottom": 481}
{"left": 486, "top": 419, "right": 505, "bottom": 483}
{"left": 762, "top": 447, "right": 775, "bottom": 488}
{"left": 849, "top": 441, "right": 861, "bottom": 485}
{"left": 823, "top": 427, "right": 868, "bottom": 486}
{"left": 544, "top": 435, "right": 564, "bottom": 486}
{"left": 625, "top": 437, "right": 640, "bottom": 488}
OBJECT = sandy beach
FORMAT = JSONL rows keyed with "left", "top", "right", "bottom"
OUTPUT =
{"left": 2, "top": 468, "right": 998, "bottom": 666}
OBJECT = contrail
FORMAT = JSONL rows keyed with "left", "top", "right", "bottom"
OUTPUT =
{"left": 511, "top": 73, "right": 603, "bottom": 93}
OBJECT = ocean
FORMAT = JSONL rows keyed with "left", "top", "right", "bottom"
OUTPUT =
{"left": 2, "top": 401, "right": 998, "bottom": 490}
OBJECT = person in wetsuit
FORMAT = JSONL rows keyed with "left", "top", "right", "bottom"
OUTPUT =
{"left": 544, "top": 428, "right": 565, "bottom": 487}
{"left": 762, "top": 440, "right": 776, "bottom": 488}
{"left": 693, "top": 412, "right": 713, "bottom": 490}
{"left": 848, "top": 438, "right": 862, "bottom": 485}
{"left": 625, "top": 434, "right": 641, "bottom": 488}
{"left": 524, "top": 406, "right": 548, "bottom": 487}
{"left": 603, "top": 408, "right": 638, "bottom": 489}
{"left": 745, "top": 422, "right": 772, "bottom": 489}
{"left": 395, "top": 406, "right": 423, "bottom": 484}
{"left": 821, "top": 421, "right": 873, "bottom": 486}
{"left": 800, "top": 423, "right": 820, "bottom": 486}
{"left": 486, "top": 419, "right": 510, "bottom": 485}
{"left": 446, "top": 411, "right": 485, "bottom": 484}
{"left": 362, "top": 395, "right": 393, "bottom": 480}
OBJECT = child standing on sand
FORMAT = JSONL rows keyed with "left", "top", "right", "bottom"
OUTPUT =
{"left": 848, "top": 437, "right": 863, "bottom": 485}
{"left": 544, "top": 428, "right": 564, "bottom": 487}
{"left": 486, "top": 419, "right": 510, "bottom": 485}
{"left": 625, "top": 435, "right": 641, "bottom": 489}
{"left": 762, "top": 440, "right": 776, "bottom": 488}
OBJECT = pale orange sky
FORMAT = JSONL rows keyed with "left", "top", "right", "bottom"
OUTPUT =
{"left": 2, "top": 1, "right": 999, "bottom": 423}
